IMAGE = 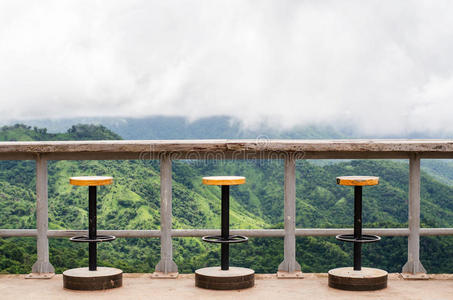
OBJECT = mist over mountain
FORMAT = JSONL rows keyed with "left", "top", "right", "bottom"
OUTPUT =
{"left": 2, "top": 2, "right": 453, "bottom": 136}
{"left": 5, "top": 115, "right": 453, "bottom": 140}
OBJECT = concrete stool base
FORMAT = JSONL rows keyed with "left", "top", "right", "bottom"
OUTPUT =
{"left": 63, "top": 267, "right": 122, "bottom": 290}
{"left": 328, "top": 267, "right": 388, "bottom": 291}
{"left": 195, "top": 267, "right": 255, "bottom": 290}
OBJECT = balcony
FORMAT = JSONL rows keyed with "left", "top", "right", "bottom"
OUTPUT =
{"left": 1, "top": 140, "right": 453, "bottom": 298}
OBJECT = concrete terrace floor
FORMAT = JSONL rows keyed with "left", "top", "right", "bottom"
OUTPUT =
{"left": 1, "top": 273, "right": 453, "bottom": 300}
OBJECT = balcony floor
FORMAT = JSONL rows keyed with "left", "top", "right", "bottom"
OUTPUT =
{"left": 1, "top": 273, "right": 453, "bottom": 300}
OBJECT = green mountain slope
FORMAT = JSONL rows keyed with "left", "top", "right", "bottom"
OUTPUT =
{"left": 1, "top": 124, "right": 453, "bottom": 274}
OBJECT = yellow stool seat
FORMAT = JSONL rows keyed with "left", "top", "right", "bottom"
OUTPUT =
{"left": 202, "top": 176, "right": 246, "bottom": 186}
{"left": 336, "top": 176, "right": 379, "bottom": 186}
{"left": 70, "top": 176, "right": 113, "bottom": 186}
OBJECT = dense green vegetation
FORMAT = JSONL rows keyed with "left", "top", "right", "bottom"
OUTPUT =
{"left": 1, "top": 124, "right": 453, "bottom": 274}
{"left": 0, "top": 124, "right": 121, "bottom": 141}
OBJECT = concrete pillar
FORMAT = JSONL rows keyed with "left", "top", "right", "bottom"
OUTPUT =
{"left": 402, "top": 154, "right": 427, "bottom": 275}
{"left": 29, "top": 155, "right": 55, "bottom": 277}
{"left": 154, "top": 155, "right": 178, "bottom": 276}
{"left": 278, "top": 155, "right": 302, "bottom": 277}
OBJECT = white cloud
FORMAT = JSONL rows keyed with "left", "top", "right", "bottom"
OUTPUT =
{"left": 1, "top": 0, "right": 453, "bottom": 135}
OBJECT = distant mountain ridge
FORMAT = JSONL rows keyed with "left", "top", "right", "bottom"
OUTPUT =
{"left": 6, "top": 115, "right": 453, "bottom": 139}
{"left": 2, "top": 116, "right": 352, "bottom": 139}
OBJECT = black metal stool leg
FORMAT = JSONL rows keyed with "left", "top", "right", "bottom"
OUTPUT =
{"left": 89, "top": 186, "right": 97, "bottom": 271}
{"left": 221, "top": 185, "right": 230, "bottom": 271}
{"left": 354, "top": 186, "right": 362, "bottom": 271}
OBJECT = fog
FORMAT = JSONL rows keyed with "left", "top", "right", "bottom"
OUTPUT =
{"left": 1, "top": 0, "right": 453, "bottom": 135}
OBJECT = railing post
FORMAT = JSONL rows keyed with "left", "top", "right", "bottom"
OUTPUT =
{"left": 154, "top": 154, "right": 178, "bottom": 277}
{"left": 278, "top": 154, "right": 302, "bottom": 278}
{"left": 402, "top": 153, "right": 427, "bottom": 277}
{"left": 28, "top": 154, "right": 54, "bottom": 278}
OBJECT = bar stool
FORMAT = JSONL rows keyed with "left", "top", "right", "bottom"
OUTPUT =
{"left": 63, "top": 176, "right": 122, "bottom": 290}
{"left": 195, "top": 176, "right": 255, "bottom": 290}
{"left": 328, "top": 176, "right": 387, "bottom": 291}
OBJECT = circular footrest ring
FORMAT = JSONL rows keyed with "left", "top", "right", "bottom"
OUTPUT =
{"left": 69, "top": 235, "right": 116, "bottom": 243}
{"left": 202, "top": 235, "right": 248, "bottom": 244}
{"left": 335, "top": 234, "right": 380, "bottom": 243}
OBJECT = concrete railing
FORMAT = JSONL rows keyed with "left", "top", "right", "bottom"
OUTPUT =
{"left": 2, "top": 139, "right": 453, "bottom": 275}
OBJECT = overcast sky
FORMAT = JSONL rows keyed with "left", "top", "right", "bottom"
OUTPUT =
{"left": 1, "top": 0, "right": 453, "bottom": 135}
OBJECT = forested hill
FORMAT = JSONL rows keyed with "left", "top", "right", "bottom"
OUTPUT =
{"left": 1, "top": 124, "right": 453, "bottom": 274}
{"left": 0, "top": 124, "right": 121, "bottom": 141}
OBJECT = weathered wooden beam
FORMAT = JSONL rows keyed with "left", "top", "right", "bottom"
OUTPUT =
{"left": 1, "top": 140, "right": 453, "bottom": 154}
